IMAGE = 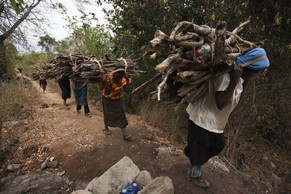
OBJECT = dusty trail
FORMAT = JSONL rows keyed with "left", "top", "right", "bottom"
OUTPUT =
{"left": 22, "top": 79, "right": 264, "bottom": 194}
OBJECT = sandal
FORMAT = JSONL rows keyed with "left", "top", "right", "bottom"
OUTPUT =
{"left": 122, "top": 134, "right": 132, "bottom": 141}
{"left": 103, "top": 128, "right": 111, "bottom": 135}
{"left": 85, "top": 113, "right": 92, "bottom": 117}
{"left": 190, "top": 176, "right": 210, "bottom": 189}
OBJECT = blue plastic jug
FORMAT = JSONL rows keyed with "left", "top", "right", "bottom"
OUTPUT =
{"left": 120, "top": 182, "right": 138, "bottom": 194}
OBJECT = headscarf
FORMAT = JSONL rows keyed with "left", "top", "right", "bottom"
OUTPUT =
{"left": 236, "top": 48, "right": 270, "bottom": 70}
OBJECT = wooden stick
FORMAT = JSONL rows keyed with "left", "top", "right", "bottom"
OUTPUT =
{"left": 157, "top": 65, "right": 176, "bottom": 101}
{"left": 225, "top": 19, "right": 251, "bottom": 45}
{"left": 131, "top": 73, "right": 162, "bottom": 94}
{"left": 155, "top": 48, "right": 184, "bottom": 71}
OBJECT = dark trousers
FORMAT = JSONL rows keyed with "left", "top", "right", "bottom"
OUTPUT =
{"left": 58, "top": 78, "right": 71, "bottom": 100}
{"left": 77, "top": 104, "right": 90, "bottom": 114}
{"left": 185, "top": 120, "right": 225, "bottom": 166}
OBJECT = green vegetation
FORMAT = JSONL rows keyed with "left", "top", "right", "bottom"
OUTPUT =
{"left": 38, "top": 35, "right": 57, "bottom": 53}
{"left": 16, "top": 52, "right": 52, "bottom": 73}
{"left": 0, "top": 0, "right": 42, "bottom": 79}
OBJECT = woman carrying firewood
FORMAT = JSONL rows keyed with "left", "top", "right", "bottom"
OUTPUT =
{"left": 39, "top": 74, "right": 47, "bottom": 93}
{"left": 57, "top": 75, "right": 71, "bottom": 108}
{"left": 99, "top": 65, "right": 132, "bottom": 141}
{"left": 184, "top": 48, "right": 270, "bottom": 189}
{"left": 72, "top": 57, "right": 91, "bottom": 117}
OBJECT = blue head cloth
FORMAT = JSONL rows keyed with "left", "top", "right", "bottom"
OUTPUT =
{"left": 236, "top": 48, "right": 270, "bottom": 70}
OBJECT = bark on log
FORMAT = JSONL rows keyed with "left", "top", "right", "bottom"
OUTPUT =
{"left": 170, "top": 21, "right": 213, "bottom": 39}
{"left": 32, "top": 55, "right": 143, "bottom": 83}
{"left": 146, "top": 20, "right": 261, "bottom": 108}
{"left": 155, "top": 48, "right": 184, "bottom": 71}
{"left": 213, "top": 21, "right": 227, "bottom": 65}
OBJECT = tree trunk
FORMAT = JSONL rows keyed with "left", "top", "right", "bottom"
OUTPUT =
{"left": 0, "top": 35, "right": 7, "bottom": 79}
{"left": 0, "top": 0, "right": 41, "bottom": 80}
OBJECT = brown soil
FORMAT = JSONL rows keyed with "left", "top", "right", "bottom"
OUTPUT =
{"left": 1, "top": 79, "right": 288, "bottom": 194}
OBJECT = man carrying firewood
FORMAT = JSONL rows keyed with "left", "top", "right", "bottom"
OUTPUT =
{"left": 184, "top": 48, "right": 270, "bottom": 189}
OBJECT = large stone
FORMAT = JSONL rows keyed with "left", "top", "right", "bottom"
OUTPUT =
{"left": 206, "top": 156, "right": 230, "bottom": 173}
{"left": 0, "top": 172, "right": 68, "bottom": 194}
{"left": 7, "top": 163, "right": 23, "bottom": 171}
{"left": 135, "top": 170, "right": 153, "bottom": 189}
{"left": 85, "top": 156, "right": 140, "bottom": 194}
{"left": 138, "top": 176, "right": 174, "bottom": 194}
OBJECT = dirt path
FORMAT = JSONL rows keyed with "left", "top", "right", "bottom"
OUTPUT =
{"left": 22, "top": 80, "right": 268, "bottom": 194}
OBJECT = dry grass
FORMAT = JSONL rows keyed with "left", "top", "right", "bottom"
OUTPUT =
{"left": 138, "top": 100, "right": 188, "bottom": 144}
{"left": 0, "top": 79, "right": 38, "bottom": 148}
{"left": 47, "top": 79, "right": 60, "bottom": 93}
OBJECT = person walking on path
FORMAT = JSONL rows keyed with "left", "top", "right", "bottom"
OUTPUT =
{"left": 39, "top": 74, "right": 47, "bottom": 93}
{"left": 57, "top": 75, "right": 71, "bottom": 107}
{"left": 99, "top": 65, "right": 132, "bottom": 141}
{"left": 184, "top": 48, "right": 270, "bottom": 189}
{"left": 72, "top": 57, "right": 91, "bottom": 117}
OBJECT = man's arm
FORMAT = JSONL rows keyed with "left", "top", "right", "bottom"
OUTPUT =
{"left": 215, "top": 65, "right": 243, "bottom": 110}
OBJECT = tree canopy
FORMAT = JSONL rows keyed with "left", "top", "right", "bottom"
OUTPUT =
{"left": 102, "top": 0, "right": 207, "bottom": 58}
{"left": 0, "top": 0, "right": 102, "bottom": 79}
{"left": 38, "top": 35, "right": 57, "bottom": 53}
{"left": 99, "top": 0, "right": 290, "bottom": 70}
{"left": 1, "top": 0, "right": 290, "bottom": 78}
{"left": 0, "top": 0, "right": 42, "bottom": 78}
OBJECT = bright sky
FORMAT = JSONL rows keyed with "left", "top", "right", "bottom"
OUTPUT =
{"left": 26, "top": 1, "right": 112, "bottom": 52}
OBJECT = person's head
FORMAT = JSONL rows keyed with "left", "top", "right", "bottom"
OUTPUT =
{"left": 112, "top": 65, "right": 126, "bottom": 85}
{"left": 90, "top": 56, "right": 96, "bottom": 61}
{"left": 236, "top": 48, "right": 270, "bottom": 80}
{"left": 76, "top": 57, "right": 84, "bottom": 65}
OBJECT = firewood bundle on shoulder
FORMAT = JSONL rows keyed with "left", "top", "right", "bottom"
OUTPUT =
{"left": 144, "top": 20, "right": 263, "bottom": 109}
{"left": 31, "top": 54, "right": 144, "bottom": 83}
{"left": 31, "top": 54, "right": 85, "bottom": 80}
{"left": 76, "top": 56, "right": 143, "bottom": 83}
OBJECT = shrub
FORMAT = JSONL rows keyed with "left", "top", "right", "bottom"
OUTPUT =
{"left": 138, "top": 99, "right": 188, "bottom": 144}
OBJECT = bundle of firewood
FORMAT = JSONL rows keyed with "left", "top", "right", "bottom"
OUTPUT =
{"left": 140, "top": 20, "right": 262, "bottom": 109}
{"left": 77, "top": 57, "right": 143, "bottom": 83}
{"left": 31, "top": 54, "right": 144, "bottom": 83}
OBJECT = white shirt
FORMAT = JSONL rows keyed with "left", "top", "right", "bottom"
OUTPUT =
{"left": 186, "top": 73, "right": 244, "bottom": 133}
